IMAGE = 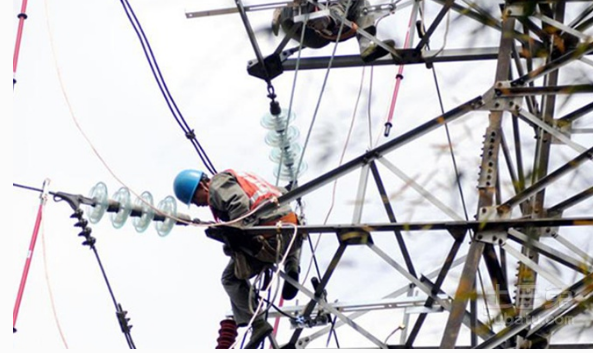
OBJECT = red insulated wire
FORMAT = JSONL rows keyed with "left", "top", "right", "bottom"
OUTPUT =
{"left": 385, "top": 8, "right": 416, "bottom": 136}
{"left": 13, "top": 202, "right": 44, "bottom": 331}
{"left": 14, "top": 0, "right": 30, "bottom": 83}
{"left": 270, "top": 296, "right": 284, "bottom": 347}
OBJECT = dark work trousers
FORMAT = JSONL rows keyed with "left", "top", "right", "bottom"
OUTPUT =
{"left": 221, "top": 231, "right": 303, "bottom": 326}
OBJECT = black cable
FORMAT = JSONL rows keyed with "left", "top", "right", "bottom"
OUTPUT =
{"left": 91, "top": 248, "right": 136, "bottom": 348}
{"left": 259, "top": 297, "right": 298, "bottom": 320}
{"left": 117, "top": 0, "right": 217, "bottom": 175}
{"left": 431, "top": 67, "right": 471, "bottom": 221}
{"left": 428, "top": 39, "right": 493, "bottom": 326}
{"left": 72, "top": 210, "right": 136, "bottom": 349}
{"left": 119, "top": 0, "right": 217, "bottom": 175}
{"left": 326, "top": 314, "right": 340, "bottom": 348}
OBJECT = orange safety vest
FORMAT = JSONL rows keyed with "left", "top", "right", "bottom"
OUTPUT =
{"left": 226, "top": 169, "right": 283, "bottom": 210}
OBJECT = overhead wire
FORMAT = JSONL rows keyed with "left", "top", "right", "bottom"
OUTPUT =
{"left": 41, "top": 0, "right": 215, "bottom": 232}
{"left": 274, "top": 11, "right": 309, "bottom": 187}
{"left": 294, "top": 0, "right": 354, "bottom": 183}
{"left": 117, "top": 0, "right": 217, "bottom": 175}
{"left": 301, "top": 64, "right": 367, "bottom": 285}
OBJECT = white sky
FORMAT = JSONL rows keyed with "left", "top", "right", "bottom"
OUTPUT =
{"left": 9, "top": 0, "right": 593, "bottom": 350}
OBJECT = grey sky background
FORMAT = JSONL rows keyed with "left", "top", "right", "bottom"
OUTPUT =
{"left": 11, "top": 0, "right": 592, "bottom": 350}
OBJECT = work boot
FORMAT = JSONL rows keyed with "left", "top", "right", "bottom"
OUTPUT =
{"left": 281, "top": 259, "right": 300, "bottom": 300}
{"left": 361, "top": 39, "right": 396, "bottom": 63}
{"left": 272, "top": 8, "right": 282, "bottom": 36}
{"left": 244, "top": 319, "right": 273, "bottom": 349}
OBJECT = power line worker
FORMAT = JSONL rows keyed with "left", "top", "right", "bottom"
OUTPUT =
{"left": 173, "top": 169, "right": 303, "bottom": 349}
{"left": 272, "top": 0, "right": 395, "bottom": 63}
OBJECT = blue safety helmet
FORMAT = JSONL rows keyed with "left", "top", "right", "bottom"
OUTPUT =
{"left": 173, "top": 169, "right": 205, "bottom": 206}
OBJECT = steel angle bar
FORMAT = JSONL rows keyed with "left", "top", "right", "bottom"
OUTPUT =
{"left": 431, "top": 0, "right": 501, "bottom": 30}
{"left": 500, "top": 131, "right": 520, "bottom": 195}
{"left": 283, "top": 46, "right": 513, "bottom": 69}
{"left": 415, "top": 0, "right": 455, "bottom": 51}
{"left": 548, "top": 186, "right": 593, "bottom": 215}
{"left": 507, "top": 228, "right": 591, "bottom": 273}
{"left": 278, "top": 268, "right": 389, "bottom": 348}
{"left": 406, "top": 235, "right": 465, "bottom": 346}
{"left": 234, "top": 0, "right": 268, "bottom": 79}
{"left": 367, "top": 243, "right": 494, "bottom": 340}
{"left": 502, "top": 242, "right": 569, "bottom": 289}
{"left": 511, "top": 115, "right": 528, "bottom": 198}
{"left": 296, "top": 255, "right": 469, "bottom": 348}
{"left": 526, "top": 293, "right": 593, "bottom": 341}
{"left": 576, "top": 15, "right": 593, "bottom": 33}
{"left": 352, "top": 164, "right": 371, "bottom": 224}
{"left": 568, "top": 3, "right": 593, "bottom": 29}
{"left": 284, "top": 243, "right": 348, "bottom": 348}
{"left": 267, "top": 296, "right": 446, "bottom": 318}
{"left": 553, "top": 233, "right": 593, "bottom": 267}
{"left": 482, "top": 243, "right": 515, "bottom": 316}
{"left": 376, "top": 157, "right": 464, "bottom": 221}
{"left": 475, "top": 273, "right": 593, "bottom": 349}
{"left": 369, "top": 161, "right": 417, "bottom": 277}
{"left": 441, "top": 11, "right": 516, "bottom": 346}
{"left": 498, "top": 146, "right": 593, "bottom": 213}
{"left": 518, "top": 109, "right": 588, "bottom": 153}
{"left": 580, "top": 56, "right": 593, "bottom": 67}
{"left": 241, "top": 217, "right": 593, "bottom": 236}
{"left": 364, "top": 0, "right": 415, "bottom": 14}
{"left": 385, "top": 343, "right": 593, "bottom": 349}
{"left": 511, "top": 46, "right": 538, "bottom": 115}
{"left": 432, "top": 0, "right": 550, "bottom": 51}
{"left": 512, "top": 42, "right": 593, "bottom": 86}
{"left": 533, "top": 12, "right": 592, "bottom": 42}
{"left": 250, "top": 96, "right": 483, "bottom": 216}
{"left": 521, "top": 17, "right": 552, "bottom": 43}
{"left": 185, "top": 1, "right": 295, "bottom": 18}
{"left": 497, "top": 84, "right": 593, "bottom": 96}
{"left": 525, "top": 291, "right": 593, "bottom": 339}
{"left": 400, "top": 286, "right": 415, "bottom": 345}
{"left": 557, "top": 102, "right": 593, "bottom": 123}
{"left": 573, "top": 128, "right": 593, "bottom": 133}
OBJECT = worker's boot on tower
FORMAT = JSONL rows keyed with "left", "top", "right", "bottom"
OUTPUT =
{"left": 281, "top": 249, "right": 301, "bottom": 300}
{"left": 245, "top": 319, "right": 273, "bottom": 349}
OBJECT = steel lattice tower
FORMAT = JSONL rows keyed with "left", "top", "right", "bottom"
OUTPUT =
{"left": 188, "top": 0, "right": 592, "bottom": 348}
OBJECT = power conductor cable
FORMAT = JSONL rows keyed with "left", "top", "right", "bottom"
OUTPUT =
{"left": 118, "top": 0, "right": 217, "bottom": 175}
